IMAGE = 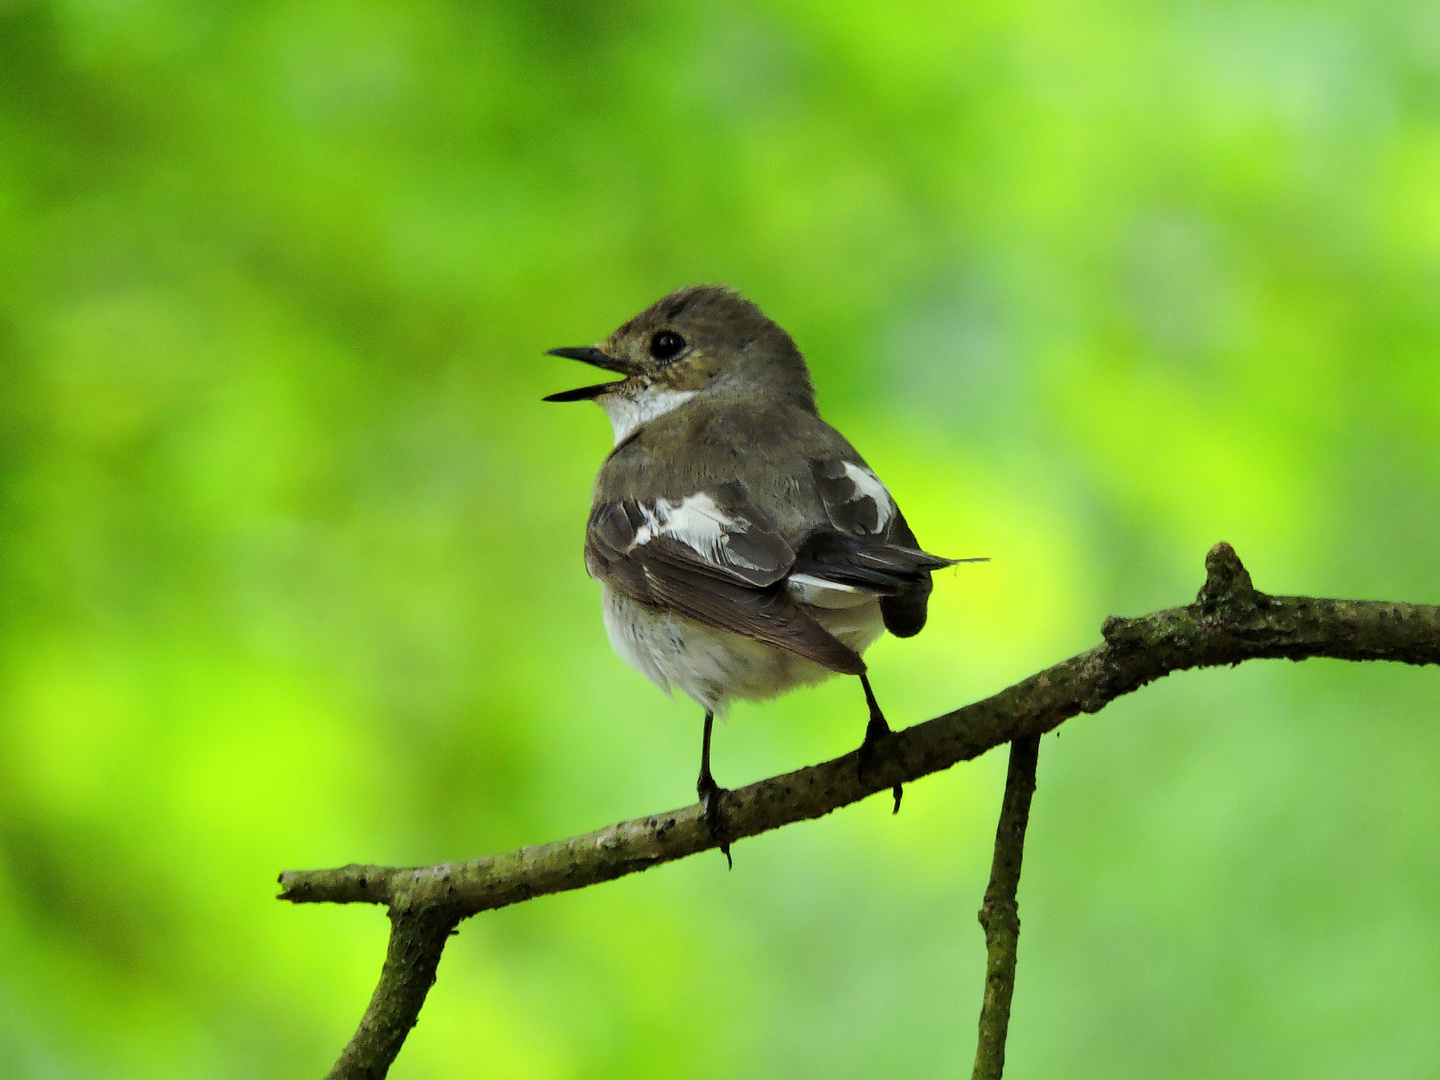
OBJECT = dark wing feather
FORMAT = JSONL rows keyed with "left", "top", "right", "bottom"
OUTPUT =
{"left": 639, "top": 559, "right": 865, "bottom": 675}
{"left": 791, "top": 525, "right": 953, "bottom": 595}
{"left": 810, "top": 458, "right": 887, "bottom": 534}
{"left": 876, "top": 507, "right": 937, "bottom": 637}
{"left": 808, "top": 459, "right": 955, "bottom": 638}
{"left": 585, "top": 488, "right": 866, "bottom": 675}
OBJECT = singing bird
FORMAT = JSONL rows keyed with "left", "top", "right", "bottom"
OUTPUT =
{"left": 545, "top": 286, "right": 978, "bottom": 859}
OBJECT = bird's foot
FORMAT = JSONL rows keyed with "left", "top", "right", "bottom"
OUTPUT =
{"left": 857, "top": 713, "right": 903, "bottom": 814}
{"left": 697, "top": 772, "right": 733, "bottom": 868}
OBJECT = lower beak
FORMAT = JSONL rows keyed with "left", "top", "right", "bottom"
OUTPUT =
{"left": 542, "top": 381, "right": 623, "bottom": 402}
{"left": 543, "top": 346, "right": 638, "bottom": 402}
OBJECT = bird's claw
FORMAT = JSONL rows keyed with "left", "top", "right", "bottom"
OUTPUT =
{"left": 857, "top": 713, "right": 903, "bottom": 814}
{"left": 697, "top": 773, "right": 733, "bottom": 868}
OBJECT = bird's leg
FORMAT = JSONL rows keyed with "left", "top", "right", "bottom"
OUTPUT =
{"left": 696, "top": 710, "right": 732, "bottom": 868}
{"left": 858, "top": 672, "right": 903, "bottom": 814}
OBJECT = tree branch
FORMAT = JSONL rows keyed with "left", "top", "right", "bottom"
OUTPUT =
{"left": 972, "top": 734, "right": 1040, "bottom": 1080}
{"left": 279, "top": 543, "right": 1440, "bottom": 1078}
{"left": 324, "top": 905, "right": 459, "bottom": 1080}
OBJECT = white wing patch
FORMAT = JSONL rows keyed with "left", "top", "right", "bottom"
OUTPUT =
{"left": 840, "top": 462, "right": 895, "bottom": 533}
{"left": 598, "top": 385, "right": 698, "bottom": 445}
{"left": 627, "top": 492, "right": 764, "bottom": 570}
{"left": 787, "top": 572, "right": 876, "bottom": 610}
{"left": 787, "top": 572, "right": 859, "bottom": 594}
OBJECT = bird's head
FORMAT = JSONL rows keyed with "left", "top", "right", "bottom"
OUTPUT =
{"left": 544, "top": 285, "right": 815, "bottom": 444}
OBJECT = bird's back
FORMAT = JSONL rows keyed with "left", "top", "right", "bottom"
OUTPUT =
{"left": 592, "top": 396, "right": 942, "bottom": 642}
{"left": 595, "top": 397, "right": 853, "bottom": 543}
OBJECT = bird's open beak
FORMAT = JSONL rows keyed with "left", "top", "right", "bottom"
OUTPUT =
{"left": 542, "top": 346, "right": 638, "bottom": 402}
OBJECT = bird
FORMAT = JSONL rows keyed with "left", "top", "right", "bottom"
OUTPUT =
{"left": 544, "top": 285, "right": 980, "bottom": 862}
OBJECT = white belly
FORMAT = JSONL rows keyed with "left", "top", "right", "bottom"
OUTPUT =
{"left": 601, "top": 585, "right": 885, "bottom": 714}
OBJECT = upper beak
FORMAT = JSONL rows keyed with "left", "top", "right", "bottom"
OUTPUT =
{"left": 542, "top": 346, "right": 638, "bottom": 402}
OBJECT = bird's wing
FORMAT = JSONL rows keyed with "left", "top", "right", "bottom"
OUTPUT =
{"left": 585, "top": 482, "right": 866, "bottom": 675}
{"left": 802, "top": 458, "right": 958, "bottom": 637}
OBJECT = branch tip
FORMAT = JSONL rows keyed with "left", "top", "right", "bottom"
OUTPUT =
{"left": 1198, "top": 541, "right": 1256, "bottom": 612}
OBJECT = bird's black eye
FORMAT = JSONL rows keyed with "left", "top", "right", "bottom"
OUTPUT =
{"left": 649, "top": 331, "right": 686, "bottom": 361}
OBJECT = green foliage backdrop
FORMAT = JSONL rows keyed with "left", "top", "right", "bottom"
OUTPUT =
{"left": 1, "top": 1, "right": 1438, "bottom": 1076}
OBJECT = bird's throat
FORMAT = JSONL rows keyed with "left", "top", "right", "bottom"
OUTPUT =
{"left": 598, "top": 386, "right": 698, "bottom": 445}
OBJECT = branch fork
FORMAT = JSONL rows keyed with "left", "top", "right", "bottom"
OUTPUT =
{"left": 281, "top": 544, "right": 1440, "bottom": 1079}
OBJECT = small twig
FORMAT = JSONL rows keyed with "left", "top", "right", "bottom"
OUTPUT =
{"left": 326, "top": 905, "right": 459, "bottom": 1080}
{"left": 279, "top": 543, "right": 1440, "bottom": 1078}
{"left": 972, "top": 734, "right": 1040, "bottom": 1080}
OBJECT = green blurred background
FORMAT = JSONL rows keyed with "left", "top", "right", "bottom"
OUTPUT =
{"left": 2, "top": 0, "right": 1439, "bottom": 1076}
